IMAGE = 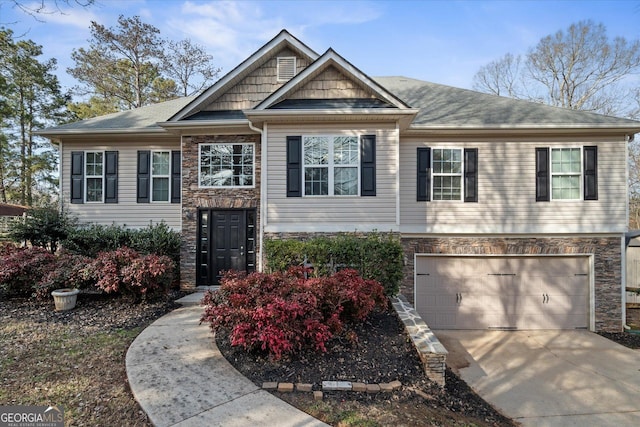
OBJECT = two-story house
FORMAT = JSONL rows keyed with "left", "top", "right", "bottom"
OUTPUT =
{"left": 39, "top": 30, "right": 640, "bottom": 332}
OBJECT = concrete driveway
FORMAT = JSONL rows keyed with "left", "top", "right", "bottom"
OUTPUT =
{"left": 435, "top": 330, "right": 640, "bottom": 427}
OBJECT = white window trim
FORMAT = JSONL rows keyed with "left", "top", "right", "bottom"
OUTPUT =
{"left": 302, "top": 135, "right": 360, "bottom": 197}
{"left": 84, "top": 151, "right": 104, "bottom": 203}
{"left": 431, "top": 148, "right": 464, "bottom": 202}
{"left": 550, "top": 146, "right": 583, "bottom": 201}
{"left": 277, "top": 56, "right": 296, "bottom": 82}
{"left": 198, "top": 143, "right": 256, "bottom": 189}
{"left": 151, "top": 150, "right": 171, "bottom": 203}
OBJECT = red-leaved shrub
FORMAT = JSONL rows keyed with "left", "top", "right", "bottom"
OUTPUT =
{"left": 201, "top": 268, "right": 386, "bottom": 360}
{"left": 88, "top": 246, "right": 174, "bottom": 301}
{"left": 0, "top": 246, "right": 56, "bottom": 297}
{"left": 35, "top": 251, "right": 93, "bottom": 300}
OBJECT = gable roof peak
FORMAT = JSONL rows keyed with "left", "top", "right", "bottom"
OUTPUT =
{"left": 169, "top": 29, "right": 319, "bottom": 121}
{"left": 252, "top": 46, "right": 411, "bottom": 111}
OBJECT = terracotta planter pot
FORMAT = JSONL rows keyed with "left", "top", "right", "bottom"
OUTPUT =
{"left": 51, "top": 288, "right": 80, "bottom": 311}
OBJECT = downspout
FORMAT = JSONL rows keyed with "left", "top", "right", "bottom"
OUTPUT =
{"left": 395, "top": 122, "right": 400, "bottom": 228}
{"left": 248, "top": 120, "right": 265, "bottom": 272}
{"left": 58, "top": 139, "right": 64, "bottom": 213}
{"left": 624, "top": 134, "right": 632, "bottom": 330}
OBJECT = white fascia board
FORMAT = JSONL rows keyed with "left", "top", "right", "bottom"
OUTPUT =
{"left": 35, "top": 128, "right": 168, "bottom": 137}
{"left": 403, "top": 125, "right": 640, "bottom": 136}
{"left": 244, "top": 108, "right": 419, "bottom": 120}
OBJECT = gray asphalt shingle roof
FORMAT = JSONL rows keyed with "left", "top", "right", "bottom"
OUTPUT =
{"left": 38, "top": 96, "right": 197, "bottom": 134}
{"left": 374, "top": 76, "right": 640, "bottom": 128}
{"left": 38, "top": 77, "right": 639, "bottom": 135}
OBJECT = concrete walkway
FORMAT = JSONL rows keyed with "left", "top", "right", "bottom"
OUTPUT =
{"left": 126, "top": 292, "right": 328, "bottom": 427}
{"left": 436, "top": 330, "right": 640, "bottom": 427}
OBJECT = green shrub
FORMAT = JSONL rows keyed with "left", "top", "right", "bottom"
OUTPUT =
{"left": 63, "top": 222, "right": 181, "bottom": 281}
{"left": 264, "top": 232, "right": 404, "bottom": 296}
{"left": 7, "top": 206, "right": 77, "bottom": 253}
{"left": 62, "top": 223, "right": 131, "bottom": 257}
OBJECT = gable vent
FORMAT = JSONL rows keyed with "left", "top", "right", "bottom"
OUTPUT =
{"left": 277, "top": 56, "right": 296, "bottom": 81}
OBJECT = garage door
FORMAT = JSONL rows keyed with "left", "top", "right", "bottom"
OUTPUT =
{"left": 415, "top": 256, "right": 590, "bottom": 330}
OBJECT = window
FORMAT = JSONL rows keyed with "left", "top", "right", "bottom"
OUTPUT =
{"left": 85, "top": 151, "right": 103, "bottom": 202}
{"left": 536, "top": 146, "right": 597, "bottom": 202}
{"left": 137, "top": 150, "right": 180, "bottom": 203}
{"left": 199, "top": 144, "right": 254, "bottom": 187}
{"left": 303, "top": 136, "right": 359, "bottom": 196}
{"left": 71, "top": 151, "right": 117, "bottom": 204}
{"left": 432, "top": 148, "right": 462, "bottom": 201}
{"left": 277, "top": 56, "right": 296, "bottom": 81}
{"left": 151, "top": 151, "right": 170, "bottom": 202}
{"left": 417, "top": 147, "right": 477, "bottom": 203}
{"left": 551, "top": 148, "right": 581, "bottom": 200}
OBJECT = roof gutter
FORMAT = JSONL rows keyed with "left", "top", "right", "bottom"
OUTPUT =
{"left": 403, "top": 125, "right": 640, "bottom": 136}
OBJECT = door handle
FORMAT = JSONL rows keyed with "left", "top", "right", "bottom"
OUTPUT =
{"left": 240, "top": 245, "right": 244, "bottom": 256}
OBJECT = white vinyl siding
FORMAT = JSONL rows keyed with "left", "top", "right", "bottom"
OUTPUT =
{"left": 400, "top": 136, "right": 627, "bottom": 234}
{"left": 266, "top": 124, "right": 398, "bottom": 231}
{"left": 61, "top": 138, "right": 181, "bottom": 230}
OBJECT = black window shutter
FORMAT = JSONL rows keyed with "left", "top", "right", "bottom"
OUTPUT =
{"left": 137, "top": 150, "right": 151, "bottom": 203}
{"left": 535, "top": 147, "right": 550, "bottom": 202}
{"left": 104, "top": 151, "right": 118, "bottom": 203}
{"left": 584, "top": 146, "right": 598, "bottom": 200}
{"left": 70, "top": 151, "right": 84, "bottom": 204}
{"left": 286, "top": 136, "right": 302, "bottom": 197}
{"left": 464, "top": 148, "right": 478, "bottom": 202}
{"left": 360, "top": 135, "right": 376, "bottom": 196}
{"left": 171, "top": 150, "right": 181, "bottom": 203}
{"left": 417, "top": 147, "right": 431, "bottom": 201}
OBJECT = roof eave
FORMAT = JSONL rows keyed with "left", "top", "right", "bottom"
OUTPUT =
{"left": 157, "top": 119, "right": 258, "bottom": 135}
{"left": 35, "top": 128, "right": 168, "bottom": 138}
{"left": 244, "top": 108, "right": 419, "bottom": 128}
{"left": 404, "top": 124, "right": 640, "bottom": 136}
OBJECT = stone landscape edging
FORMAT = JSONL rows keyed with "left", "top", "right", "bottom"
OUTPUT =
{"left": 391, "top": 294, "right": 448, "bottom": 386}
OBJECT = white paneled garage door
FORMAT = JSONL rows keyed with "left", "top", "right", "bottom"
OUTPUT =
{"left": 415, "top": 256, "right": 590, "bottom": 330}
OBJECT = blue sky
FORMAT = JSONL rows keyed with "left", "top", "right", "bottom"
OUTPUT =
{"left": 2, "top": 0, "right": 640, "bottom": 94}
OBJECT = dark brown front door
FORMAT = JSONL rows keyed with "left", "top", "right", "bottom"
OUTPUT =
{"left": 197, "top": 209, "right": 256, "bottom": 286}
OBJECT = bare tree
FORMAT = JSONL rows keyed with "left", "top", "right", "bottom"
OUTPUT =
{"left": 473, "top": 20, "right": 640, "bottom": 116}
{"left": 472, "top": 53, "right": 524, "bottom": 98}
{"left": 163, "top": 39, "right": 221, "bottom": 97}
{"left": 1, "top": 0, "right": 95, "bottom": 22}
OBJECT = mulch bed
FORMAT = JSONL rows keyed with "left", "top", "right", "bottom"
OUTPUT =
{"left": 214, "top": 306, "right": 517, "bottom": 426}
{"left": 0, "top": 291, "right": 183, "bottom": 332}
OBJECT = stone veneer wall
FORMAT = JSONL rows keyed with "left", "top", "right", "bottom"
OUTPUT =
{"left": 401, "top": 236, "right": 623, "bottom": 332}
{"left": 180, "top": 134, "right": 261, "bottom": 289}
